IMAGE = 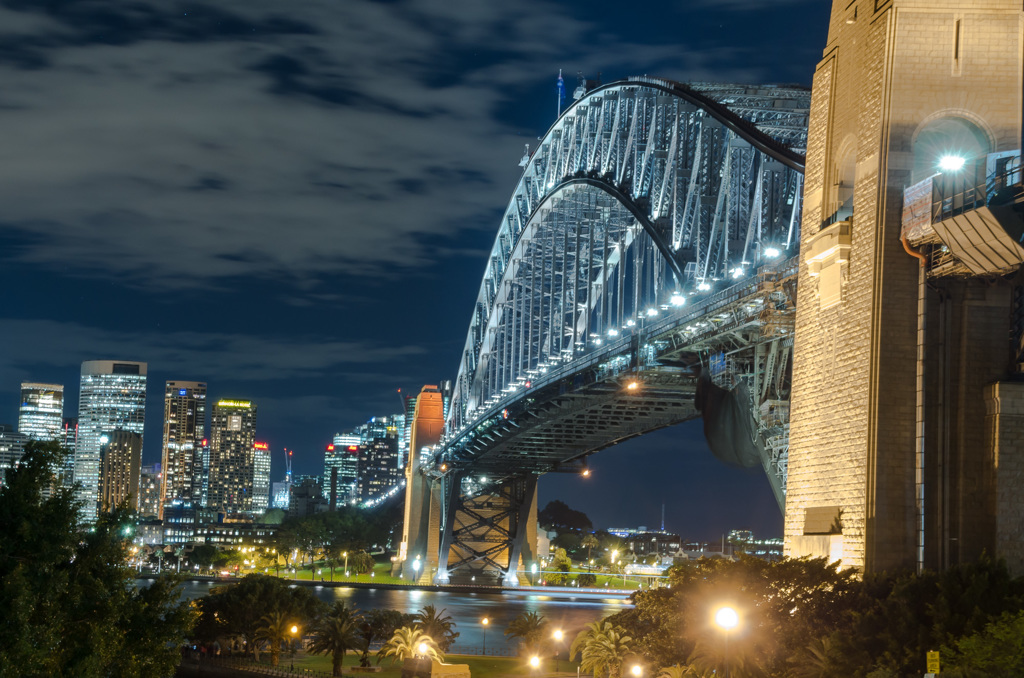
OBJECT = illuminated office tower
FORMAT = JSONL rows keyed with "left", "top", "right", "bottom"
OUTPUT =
{"left": 138, "top": 463, "right": 162, "bottom": 518}
{"left": 76, "top": 361, "right": 147, "bottom": 522}
{"left": 253, "top": 441, "right": 271, "bottom": 513}
{"left": 59, "top": 417, "right": 77, "bottom": 488}
{"left": 0, "top": 424, "right": 28, "bottom": 487}
{"left": 159, "top": 381, "right": 207, "bottom": 517}
{"left": 18, "top": 383, "right": 63, "bottom": 441}
{"left": 207, "top": 400, "right": 257, "bottom": 514}
{"left": 357, "top": 415, "right": 403, "bottom": 503}
{"left": 326, "top": 432, "right": 360, "bottom": 504}
{"left": 99, "top": 430, "right": 142, "bottom": 512}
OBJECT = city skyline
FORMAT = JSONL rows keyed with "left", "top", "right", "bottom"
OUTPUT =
{"left": 0, "top": 0, "right": 831, "bottom": 539}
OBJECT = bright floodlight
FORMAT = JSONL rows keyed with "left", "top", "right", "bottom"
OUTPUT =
{"left": 608, "top": 328, "right": 619, "bottom": 337}
{"left": 291, "top": 625, "right": 299, "bottom": 635}
{"left": 553, "top": 629, "right": 564, "bottom": 641}
{"left": 730, "top": 267, "right": 745, "bottom": 279}
{"left": 646, "top": 308, "right": 658, "bottom": 317}
{"left": 939, "top": 154, "right": 966, "bottom": 171}
{"left": 715, "top": 606, "right": 739, "bottom": 630}
{"left": 529, "top": 656, "right": 541, "bottom": 669}
{"left": 697, "top": 281, "right": 712, "bottom": 292}
{"left": 631, "top": 665, "right": 643, "bottom": 677}
{"left": 764, "top": 246, "right": 781, "bottom": 258}
{"left": 670, "top": 293, "right": 686, "bottom": 307}
{"left": 418, "top": 643, "right": 429, "bottom": 655}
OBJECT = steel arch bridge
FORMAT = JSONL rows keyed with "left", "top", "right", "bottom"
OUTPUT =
{"left": 400, "top": 78, "right": 808, "bottom": 585}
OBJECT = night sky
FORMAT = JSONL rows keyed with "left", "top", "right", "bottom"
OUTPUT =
{"left": 0, "top": 0, "right": 830, "bottom": 541}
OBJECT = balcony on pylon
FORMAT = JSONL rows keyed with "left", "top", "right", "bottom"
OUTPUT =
{"left": 901, "top": 150, "right": 1024, "bottom": 277}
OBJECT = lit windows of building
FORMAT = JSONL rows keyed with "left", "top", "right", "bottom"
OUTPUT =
{"left": 18, "top": 383, "right": 63, "bottom": 442}
{"left": 76, "top": 361, "right": 147, "bottom": 522}
{"left": 60, "top": 417, "right": 77, "bottom": 489}
{"left": 356, "top": 415, "right": 403, "bottom": 503}
{"left": 138, "top": 463, "right": 162, "bottom": 519}
{"left": 207, "top": 399, "right": 258, "bottom": 515}
{"left": 325, "top": 433, "right": 359, "bottom": 504}
{"left": 0, "top": 424, "right": 28, "bottom": 487}
{"left": 159, "top": 381, "right": 207, "bottom": 518}
{"left": 99, "top": 430, "right": 142, "bottom": 512}
{"left": 253, "top": 442, "right": 271, "bottom": 513}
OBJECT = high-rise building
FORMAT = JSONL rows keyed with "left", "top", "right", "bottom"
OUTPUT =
{"left": 76, "top": 361, "right": 147, "bottom": 522}
{"left": 326, "top": 433, "right": 360, "bottom": 504}
{"left": 138, "top": 463, "right": 162, "bottom": 518}
{"left": 18, "top": 383, "right": 63, "bottom": 441}
{"left": 0, "top": 424, "right": 28, "bottom": 487}
{"left": 159, "top": 381, "right": 207, "bottom": 517}
{"left": 60, "top": 417, "right": 78, "bottom": 488}
{"left": 253, "top": 441, "right": 271, "bottom": 513}
{"left": 99, "top": 430, "right": 142, "bottom": 512}
{"left": 207, "top": 399, "right": 258, "bottom": 515}
{"left": 357, "top": 415, "right": 403, "bottom": 503}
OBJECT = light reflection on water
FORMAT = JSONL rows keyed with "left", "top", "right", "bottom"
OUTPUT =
{"left": 168, "top": 580, "right": 630, "bottom": 650}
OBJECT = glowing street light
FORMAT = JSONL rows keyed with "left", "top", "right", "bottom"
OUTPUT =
{"left": 697, "top": 281, "right": 712, "bottom": 292}
{"left": 631, "top": 665, "right": 643, "bottom": 677}
{"left": 670, "top": 293, "right": 686, "bottom": 307}
{"left": 552, "top": 629, "right": 564, "bottom": 672}
{"left": 714, "top": 606, "right": 740, "bottom": 678}
{"left": 529, "top": 656, "right": 541, "bottom": 670}
{"left": 418, "top": 642, "right": 429, "bottom": 657}
{"left": 763, "top": 246, "right": 781, "bottom": 258}
{"left": 482, "top": 617, "right": 489, "bottom": 655}
{"left": 939, "top": 154, "right": 966, "bottom": 171}
{"left": 290, "top": 624, "right": 300, "bottom": 670}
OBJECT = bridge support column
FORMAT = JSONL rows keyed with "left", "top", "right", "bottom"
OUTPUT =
{"left": 398, "top": 386, "right": 446, "bottom": 582}
{"left": 437, "top": 474, "right": 537, "bottom": 586}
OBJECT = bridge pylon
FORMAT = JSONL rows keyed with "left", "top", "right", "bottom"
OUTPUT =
{"left": 398, "top": 385, "right": 446, "bottom": 582}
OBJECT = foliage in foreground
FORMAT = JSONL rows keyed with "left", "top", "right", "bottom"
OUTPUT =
{"left": 0, "top": 442, "right": 195, "bottom": 677}
{"left": 605, "top": 554, "right": 1024, "bottom": 678}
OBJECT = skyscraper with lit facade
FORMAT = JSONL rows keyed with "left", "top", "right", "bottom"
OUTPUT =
{"left": 76, "top": 361, "right": 147, "bottom": 522}
{"left": 0, "top": 424, "right": 28, "bottom": 487}
{"left": 99, "top": 430, "right": 142, "bottom": 512}
{"left": 253, "top": 442, "right": 271, "bottom": 513}
{"left": 138, "top": 463, "right": 162, "bottom": 518}
{"left": 207, "top": 399, "right": 257, "bottom": 514}
{"left": 357, "top": 415, "right": 403, "bottom": 503}
{"left": 18, "top": 383, "right": 63, "bottom": 441}
{"left": 159, "top": 381, "right": 207, "bottom": 517}
{"left": 326, "top": 432, "right": 360, "bottom": 504}
{"left": 60, "top": 417, "right": 77, "bottom": 488}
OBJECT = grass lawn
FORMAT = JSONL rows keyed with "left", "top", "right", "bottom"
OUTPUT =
{"left": 289, "top": 652, "right": 580, "bottom": 677}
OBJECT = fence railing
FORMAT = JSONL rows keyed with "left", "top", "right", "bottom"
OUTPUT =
{"left": 189, "top": 654, "right": 334, "bottom": 677}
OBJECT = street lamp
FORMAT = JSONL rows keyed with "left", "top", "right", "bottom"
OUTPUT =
{"left": 481, "top": 617, "right": 489, "bottom": 655}
{"left": 552, "top": 629, "right": 564, "bottom": 672}
{"left": 531, "top": 562, "right": 539, "bottom": 586}
{"left": 418, "top": 642, "right": 429, "bottom": 658}
{"left": 714, "top": 606, "right": 739, "bottom": 678}
{"left": 631, "top": 665, "right": 642, "bottom": 678}
{"left": 343, "top": 551, "right": 349, "bottom": 575}
{"left": 290, "top": 624, "right": 300, "bottom": 671}
{"left": 529, "top": 656, "right": 540, "bottom": 671}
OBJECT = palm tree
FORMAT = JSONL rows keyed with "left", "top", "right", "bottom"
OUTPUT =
{"left": 255, "top": 608, "right": 294, "bottom": 667}
{"left": 505, "top": 611, "right": 549, "bottom": 656}
{"left": 787, "top": 637, "right": 838, "bottom": 678}
{"left": 657, "top": 665, "right": 714, "bottom": 678}
{"left": 379, "top": 626, "right": 442, "bottom": 664}
{"left": 309, "top": 602, "right": 362, "bottom": 676}
{"left": 414, "top": 605, "right": 459, "bottom": 651}
{"left": 582, "top": 534, "right": 599, "bottom": 565}
{"left": 570, "top": 620, "right": 633, "bottom": 678}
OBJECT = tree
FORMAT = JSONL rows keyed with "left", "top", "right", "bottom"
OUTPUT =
{"left": 351, "top": 550, "right": 376, "bottom": 574}
{"left": 414, "top": 604, "right": 459, "bottom": 651}
{"left": 309, "top": 602, "right": 362, "bottom": 676}
{"left": 582, "top": 533, "right": 600, "bottom": 562}
{"left": 378, "top": 626, "right": 442, "bottom": 664}
{"left": 190, "top": 544, "right": 219, "bottom": 574}
{"left": 0, "top": 441, "right": 195, "bottom": 677}
{"left": 538, "top": 500, "right": 593, "bottom": 533}
{"left": 255, "top": 608, "right": 295, "bottom": 666}
{"left": 943, "top": 609, "right": 1024, "bottom": 677}
{"left": 570, "top": 621, "right": 632, "bottom": 678}
{"left": 577, "top": 573, "right": 598, "bottom": 587}
{"left": 194, "top": 573, "right": 323, "bottom": 658}
{"left": 358, "top": 609, "right": 414, "bottom": 667}
{"left": 505, "top": 611, "right": 549, "bottom": 656}
{"left": 547, "top": 547, "right": 573, "bottom": 585}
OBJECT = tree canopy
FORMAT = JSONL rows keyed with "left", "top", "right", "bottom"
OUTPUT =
{"left": 0, "top": 441, "right": 195, "bottom": 677}
{"left": 538, "top": 500, "right": 593, "bottom": 533}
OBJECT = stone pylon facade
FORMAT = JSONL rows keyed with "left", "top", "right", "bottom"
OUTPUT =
{"left": 786, "top": 0, "right": 1024, "bottom": 573}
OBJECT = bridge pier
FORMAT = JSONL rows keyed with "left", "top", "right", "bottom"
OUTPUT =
{"left": 398, "top": 386, "right": 446, "bottom": 582}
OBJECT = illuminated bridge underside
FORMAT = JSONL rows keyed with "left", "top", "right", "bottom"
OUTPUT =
{"left": 424, "top": 79, "right": 808, "bottom": 584}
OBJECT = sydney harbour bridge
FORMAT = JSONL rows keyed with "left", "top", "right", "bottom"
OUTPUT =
{"left": 399, "top": 77, "right": 811, "bottom": 585}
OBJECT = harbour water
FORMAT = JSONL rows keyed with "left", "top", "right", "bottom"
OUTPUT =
{"left": 171, "top": 579, "right": 631, "bottom": 652}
